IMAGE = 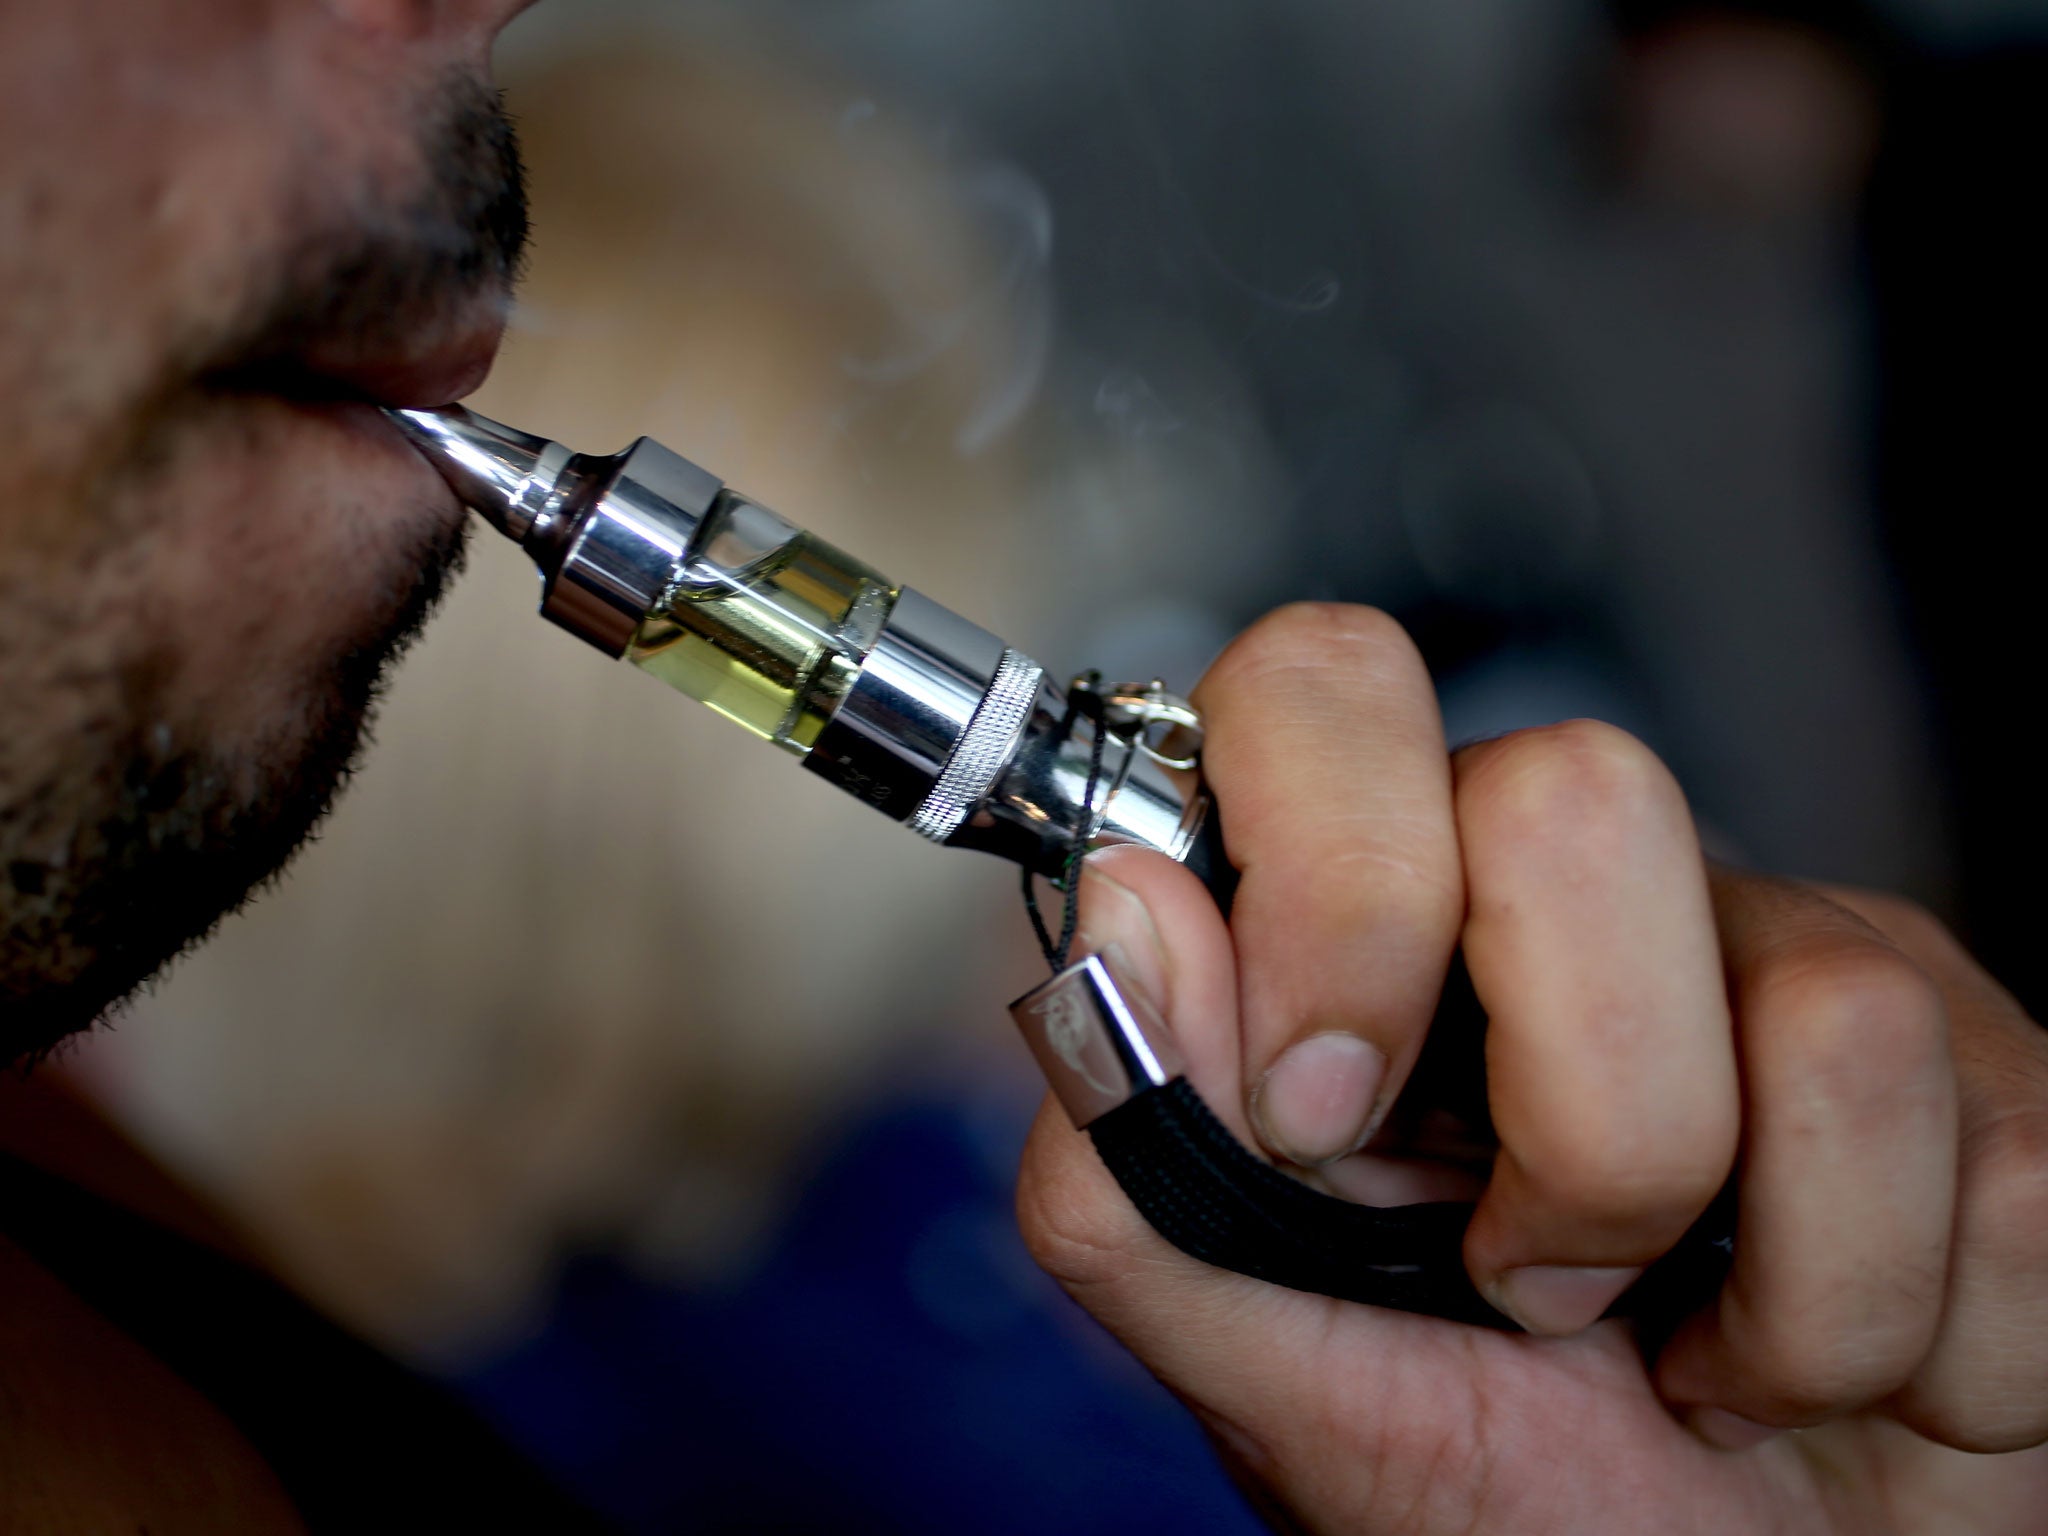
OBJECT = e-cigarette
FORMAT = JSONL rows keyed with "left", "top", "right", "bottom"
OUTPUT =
{"left": 388, "top": 407, "right": 1225, "bottom": 893}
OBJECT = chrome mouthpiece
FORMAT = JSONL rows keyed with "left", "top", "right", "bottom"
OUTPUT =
{"left": 387, "top": 407, "right": 564, "bottom": 542}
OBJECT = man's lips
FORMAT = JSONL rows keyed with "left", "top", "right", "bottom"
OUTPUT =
{"left": 209, "top": 288, "right": 511, "bottom": 412}
{"left": 286, "top": 293, "right": 510, "bottom": 410}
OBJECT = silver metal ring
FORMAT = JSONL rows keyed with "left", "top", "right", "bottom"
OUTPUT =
{"left": 907, "top": 648, "right": 1044, "bottom": 843}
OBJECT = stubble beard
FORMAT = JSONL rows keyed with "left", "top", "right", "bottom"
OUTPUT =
{"left": 0, "top": 74, "right": 524, "bottom": 1064}
{"left": 0, "top": 511, "right": 470, "bottom": 1065}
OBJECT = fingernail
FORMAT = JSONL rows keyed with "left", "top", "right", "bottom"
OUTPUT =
{"left": 1488, "top": 1264, "right": 1643, "bottom": 1336}
{"left": 1076, "top": 851, "right": 1172, "bottom": 1009}
{"left": 1251, "top": 1033, "right": 1389, "bottom": 1166}
{"left": 1686, "top": 1407, "right": 1782, "bottom": 1452}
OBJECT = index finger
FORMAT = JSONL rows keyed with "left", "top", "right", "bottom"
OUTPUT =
{"left": 1193, "top": 603, "right": 1463, "bottom": 1167}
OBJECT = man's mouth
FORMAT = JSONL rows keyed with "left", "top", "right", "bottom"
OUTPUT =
{"left": 196, "top": 70, "right": 527, "bottom": 421}
{"left": 209, "top": 287, "right": 511, "bottom": 413}
{"left": 291, "top": 290, "right": 511, "bottom": 409}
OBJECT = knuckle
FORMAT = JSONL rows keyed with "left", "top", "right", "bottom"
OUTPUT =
{"left": 1460, "top": 719, "right": 1677, "bottom": 849}
{"left": 1209, "top": 602, "right": 1423, "bottom": 697}
{"left": 1510, "top": 1124, "right": 1725, "bottom": 1230}
{"left": 1309, "top": 841, "right": 1464, "bottom": 946}
{"left": 1719, "top": 1304, "right": 1919, "bottom": 1421}
{"left": 1753, "top": 1367, "right": 1891, "bottom": 1424}
{"left": 1891, "top": 1386, "right": 2048, "bottom": 1455}
{"left": 1747, "top": 941, "right": 1949, "bottom": 1115}
{"left": 1820, "top": 884, "right": 1954, "bottom": 954}
{"left": 1851, "top": 890, "right": 1941, "bottom": 941}
{"left": 1963, "top": 1106, "right": 2048, "bottom": 1255}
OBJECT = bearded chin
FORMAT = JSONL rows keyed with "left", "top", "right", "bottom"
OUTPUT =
{"left": 0, "top": 518, "right": 468, "bottom": 1066}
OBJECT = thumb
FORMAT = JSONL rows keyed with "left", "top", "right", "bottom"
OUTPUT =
{"left": 1013, "top": 843, "right": 1333, "bottom": 1385}
{"left": 1014, "top": 847, "right": 1567, "bottom": 1536}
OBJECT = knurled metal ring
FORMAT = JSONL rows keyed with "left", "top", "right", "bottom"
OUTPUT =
{"left": 907, "top": 648, "right": 1044, "bottom": 843}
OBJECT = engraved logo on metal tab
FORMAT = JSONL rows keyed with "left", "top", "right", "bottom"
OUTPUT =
{"left": 1033, "top": 987, "right": 1118, "bottom": 1097}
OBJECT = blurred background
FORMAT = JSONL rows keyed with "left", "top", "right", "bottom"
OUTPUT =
{"left": 57, "top": 0, "right": 2046, "bottom": 1529}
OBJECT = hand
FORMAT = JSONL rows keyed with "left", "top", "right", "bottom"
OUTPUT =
{"left": 1015, "top": 604, "right": 2048, "bottom": 1534}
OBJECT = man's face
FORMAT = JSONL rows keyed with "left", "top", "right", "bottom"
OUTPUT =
{"left": 0, "top": 0, "right": 534, "bottom": 1060}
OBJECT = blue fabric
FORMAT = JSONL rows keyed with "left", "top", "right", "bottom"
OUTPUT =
{"left": 451, "top": 1095, "right": 1265, "bottom": 1535}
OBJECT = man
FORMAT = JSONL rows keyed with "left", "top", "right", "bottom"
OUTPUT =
{"left": 2, "top": 2, "right": 2043, "bottom": 1531}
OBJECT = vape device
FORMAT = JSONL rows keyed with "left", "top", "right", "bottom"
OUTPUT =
{"left": 389, "top": 407, "right": 1223, "bottom": 895}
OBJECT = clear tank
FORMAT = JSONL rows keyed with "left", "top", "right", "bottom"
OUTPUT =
{"left": 627, "top": 491, "right": 898, "bottom": 753}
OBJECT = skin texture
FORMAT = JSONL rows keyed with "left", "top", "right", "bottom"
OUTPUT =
{"left": 1018, "top": 604, "right": 2048, "bottom": 1534}
{"left": 0, "top": 0, "right": 532, "bottom": 1062}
